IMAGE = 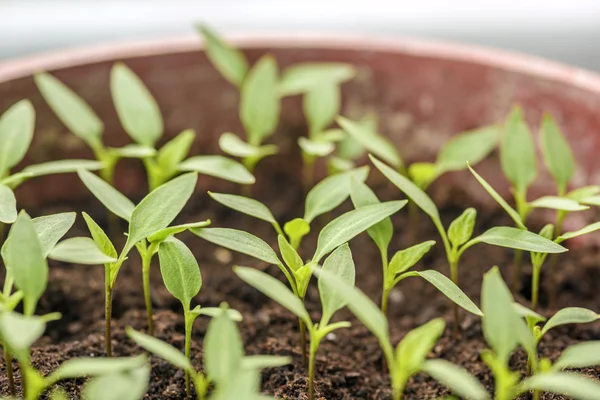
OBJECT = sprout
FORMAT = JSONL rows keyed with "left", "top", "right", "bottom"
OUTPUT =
{"left": 128, "top": 304, "right": 289, "bottom": 400}
{"left": 480, "top": 267, "right": 600, "bottom": 400}
{"left": 371, "top": 155, "right": 565, "bottom": 332}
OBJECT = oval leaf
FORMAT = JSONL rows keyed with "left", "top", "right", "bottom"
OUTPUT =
{"left": 422, "top": 359, "right": 489, "bottom": 400}
{"left": 0, "top": 184, "right": 17, "bottom": 223}
{"left": 395, "top": 319, "right": 445, "bottom": 377}
{"left": 157, "top": 129, "right": 195, "bottom": 171}
{"left": 521, "top": 373, "right": 600, "bottom": 400}
{"left": 556, "top": 221, "right": 600, "bottom": 243}
{"left": 338, "top": 117, "right": 402, "bottom": 168}
{"left": 0, "top": 99, "right": 35, "bottom": 173}
{"left": 279, "top": 63, "right": 356, "bottom": 96}
{"left": 474, "top": 226, "right": 567, "bottom": 254}
{"left": 529, "top": 196, "right": 588, "bottom": 211}
{"left": 52, "top": 354, "right": 147, "bottom": 380}
{"left": 540, "top": 114, "right": 575, "bottom": 194}
{"left": 204, "top": 307, "right": 245, "bottom": 385}
{"left": 219, "top": 132, "right": 277, "bottom": 159}
{"left": 49, "top": 237, "right": 117, "bottom": 265}
{"left": 158, "top": 238, "right": 202, "bottom": 308}
{"left": 32, "top": 212, "right": 77, "bottom": 257}
{"left": 23, "top": 159, "right": 104, "bottom": 177}
{"left": 197, "top": 25, "right": 249, "bottom": 87}
{"left": 298, "top": 137, "right": 335, "bottom": 157}
{"left": 447, "top": 208, "right": 476, "bottom": 247}
{"left": 209, "top": 192, "right": 276, "bottom": 225}
{"left": 415, "top": 270, "right": 482, "bottom": 316}
{"left": 147, "top": 220, "right": 211, "bottom": 244}
{"left": 390, "top": 241, "right": 436, "bottom": 275}
{"left": 278, "top": 235, "right": 303, "bottom": 272}
{"left": 500, "top": 106, "right": 537, "bottom": 194}
{"left": 319, "top": 244, "right": 356, "bottom": 325}
{"left": 436, "top": 125, "right": 499, "bottom": 174}
{"left": 110, "top": 63, "right": 163, "bottom": 147}
{"left": 552, "top": 341, "right": 600, "bottom": 371}
{"left": 179, "top": 155, "right": 255, "bottom": 184}
{"left": 0, "top": 312, "right": 46, "bottom": 361}
{"left": 83, "top": 364, "right": 150, "bottom": 400}
{"left": 78, "top": 169, "right": 135, "bottom": 222}
{"left": 126, "top": 327, "right": 193, "bottom": 372}
{"left": 541, "top": 307, "right": 599, "bottom": 337}
{"left": 407, "top": 162, "right": 438, "bottom": 190}
{"left": 303, "top": 83, "right": 340, "bottom": 134}
{"left": 349, "top": 177, "right": 393, "bottom": 252}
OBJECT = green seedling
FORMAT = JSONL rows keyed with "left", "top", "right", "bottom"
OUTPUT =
{"left": 315, "top": 268, "right": 489, "bottom": 400}
{"left": 209, "top": 166, "right": 370, "bottom": 250}
{"left": 194, "top": 198, "right": 406, "bottom": 364}
{"left": 198, "top": 25, "right": 356, "bottom": 187}
{"left": 0, "top": 99, "right": 102, "bottom": 239}
{"left": 71, "top": 169, "right": 209, "bottom": 345}
{"left": 234, "top": 243, "right": 355, "bottom": 400}
{"left": 0, "top": 310, "right": 148, "bottom": 400}
{"left": 35, "top": 67, "right": 254, "bottom": 194}
{"left": 371, "top": 155, "right": 566, "bottom": 331}
{"left": 480, "top": 267, "right": 600, "bottom": 400}
{"left": 81, "top": 362, "right": 150, "bottom": 400}
{"left": 157, "top": 237, "right": 243, "bottom": 396}
{"left": 128, "top": 304, "right": 289, "bottom": 400}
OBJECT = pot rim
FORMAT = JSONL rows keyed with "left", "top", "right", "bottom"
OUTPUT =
{"left": 1, "top": 32, "right": 600, "bottom": 93}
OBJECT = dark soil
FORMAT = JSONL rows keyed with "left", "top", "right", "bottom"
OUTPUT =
{"left": 1, "top": 153, "right": 599, "bottom": 400}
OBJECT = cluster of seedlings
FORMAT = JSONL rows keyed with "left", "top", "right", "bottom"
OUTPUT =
{"left": 0, "top": 25, "right": 599, "bottom": 399}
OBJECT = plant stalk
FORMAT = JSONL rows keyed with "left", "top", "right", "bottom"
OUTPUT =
{"left": 299, "top": 318, "right": 307, "bottom": 365}
{"left": 99, "top": 162, "right": 121, "bottom": 241}
{"left": 184, "top": 313, "right": 193, "bottom": 398}
{"left": 105, "top": 265, "right": 113, "bottom": 357}
{"left": 380, "top": 248, "right": 390, "bottom": 316}
{"left": 548, "top": 210, "right": 566, "bottom": 307}
{"left": 450, "top": 259, "right": 460, "bottom": 338}
{"left": 141, "top": 251, "right": 154, "bottom": 336}
{"left": 308, "top": 334, "right": 319, "bottom": 400}
{"left": 4, "top": 346, "right": 14, "bottom": 397}
{"left": 531, "top": 263, "right": 541, "bottom": 311}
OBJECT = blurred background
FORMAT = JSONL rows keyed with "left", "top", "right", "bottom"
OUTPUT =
{"left": 2, "top": 0, "right": 600, "bottom": 72}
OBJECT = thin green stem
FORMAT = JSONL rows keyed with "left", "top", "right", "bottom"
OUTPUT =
{"left": 140, "top": 246, "right": 154, "bottom": 336}
{"left": 105, "top": 265, "right": 113, "bottom": 357}
{"left": 299, "top": 319, "right": 307, "bottom": 366}
{"left": 548, "top": 210, "right": 567, "bottom": 307}
{"left": 99, "top": 160, "right": 121, "bottom": 241}
{"left": 4, "top": 346, "right": 14, "bottom": 397}
{"left": 184, "top": 312, "right": 193, "bottom": 398}
{"left": 531, "top": 262, "right": 541, "bottom": 311}
{"left": 380, "top": 247, "right": 390, "bottom": 316}
{"left": 450, "top": 258, "right": 460, "bottom": 338}
{"left": 308, "top": 331, "right": 319, "bottom": 400}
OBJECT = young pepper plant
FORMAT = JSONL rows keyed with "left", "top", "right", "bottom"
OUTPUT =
{"left": 193, "top": 199, "right": 406, "bottom": 364}
{"left": 480, "top": 266, "right": 600, "bottom": 400}
{"left": 234, "top": 243, "right": 355, "bottom": 400}
{"left": 371, "top": 155, "right": 566, "bottom": 332}
{"left": 76, "top": 169, "right": 209, "bottom": 338}
{"left": 157, "top": 237, "right": 243, "bottom": 397}
{"left": 127, "top": 304, "right": 289, "bottom": 400}
{"left": 315, "top": 267, "right": 489, "bottom": 400}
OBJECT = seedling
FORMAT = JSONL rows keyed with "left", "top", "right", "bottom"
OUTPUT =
{"left": 35, "top": 66, "right": 254, "bottom": 194}
{"left": 70, "top": 169, "right": 209, "bottom": 347}
{"left": 198, "top": 25, "right": 356, "bottom": 187}
{"left": 0, "top": 99, "right": 102, "bottom": 239}
{"left": 157, "top": 237, "right": 243, "bottom": 396}
{"left": 370, "top": 155, "right": 566, "bottom": 331}
{"left": 480, "top": 267, "right": 600, "bottom": 400}
{"left": 315, "top": 268, "right": 489, "bottom": 400}
{"left": 208, "top": 166, "right": 370, "bottom": 250}
{"left": 193, "top": 198, "right": 406, "bottom": 364}
{"left": 127, "top": 304, "right": 289, "bottom": 400}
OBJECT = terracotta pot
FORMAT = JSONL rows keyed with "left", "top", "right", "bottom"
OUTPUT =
{"left": 1, "top": 34, "right": 600, "bottom": 232}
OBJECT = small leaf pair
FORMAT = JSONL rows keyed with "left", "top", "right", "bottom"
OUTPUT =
{"left": 128, "top": 304, "right": 288, "bottom": 400}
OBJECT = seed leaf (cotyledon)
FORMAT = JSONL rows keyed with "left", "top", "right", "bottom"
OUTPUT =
{"left": 0, "top": 99, "right": 35, "bottom": 174}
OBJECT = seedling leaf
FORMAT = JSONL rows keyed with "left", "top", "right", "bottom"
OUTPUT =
{"left": 298, "top": 137, "right": 335, "bottom": 157}
{"left": 108, "top": 144, "right": 156, "bottom": 158}
{"left": 197, "top": 24, "right": 249, "bottom": 87}
{"left": 414, "top": 270, "right": 482, "bottom": 316}
{"left": 49, "top": 237, "right": 117, "bottom": 264}
{"left": 436, "top": 125, "right": 499, "bottom": 174}
{"left": 513, "top": 303, "right": 546, "bottom": 326}
{"left": 51, "top": 354, "right": 147, "bottom": 380}
{"left": 422, "top": 359, "right": 490, "bottom": 400}
{"left": 313, "top": 200, "right": 406, "bottom": 263}
{"left": 110, "top": 63, "right": 163, "bottom": 147}
{"left": 556, "top": 221, "right": 600, "bottom": 242}
{"left": 178, "top": 155, "right": 255, "bottom": 184}
{"left": 147, "top": 220, "right": 211, "bottom": 244}
{"left": 127, "top": 327, "right": 193, "bottom": 372}
{"left": 540, "top": 114, "right": 575, "bottom": 194}
{"left": 0, "top": 99, "right": 35, "bottom": 173}
{"left": 0, "top": 312, "right": 45, "bottom": 361}
{"left": 319, "top": 244, "right": 355, "bottom": 325}
{"left": 83, "top": 364, "right": 150, "bottom": 400}
{"left": 209, "top": 192, "right": 277, "bottom": 225}
{"left": 395, "top": 318, "right": 445, "bottom": 377}
{"left": 190, "top": 306, "right": 243, "bottom": 322}
{"left": 278, "top": 235, "right": 303, "bottom": 272}
{"left": 157, "top": 129, "right": 195, "bottom": 171}
{"left": 0, "top": 184, "right": 17, "bottom": 223}
{"left": 338, "top": 118, "right": 402, "bottom": 168}
{"left": 552, "top": 341, "right": 600, "bottom": 371}
{"left": 158, "top": 238, "right": 202, "bottom": 308}
{"left": 541, "top": 307, "right": 599, "bottom": 337}
{"left": 82, "top": 212, "right": 117, "bottom": 260}
{"left": 349, "top": 177, "right": 393, "bottom": 252}
{"left": 520, "top": 373, "right": 600, "bottom": 400}
{"left": 279, "top": 63, "right": 356, "bottom": 95}
{"left": 529, "top": 196, "right": 588, "bottom": 211}
{"left": 31, "top": 212, "right": 77, "bottom": 257}
{"left": 448, "top": 208, "right": 476, "bottom": 247}
{"left": 407, "top": 162, "right": 438, "bottom": 189}
{"left": 78, "top": 169, "right": 135, "bottom": 222}
{"left": 473, "top": 226, "right": 567, "bottom": 253}
{"left": 304, "top": 83, "right": 340, "bottom": 134}
{"left": 500, "top": 106, "right": 537, "bottom": 194}
{"left": 389, "top": 241, "right": 436, "bottom": 275}
{"left": 219, "top": 132, "right": 277, "bottom": 158}
{"left": 23, "top": 159, "right": 104, "bottom": 177}
{"left": 241, "top": 355, "right": 291, "bottom": 370}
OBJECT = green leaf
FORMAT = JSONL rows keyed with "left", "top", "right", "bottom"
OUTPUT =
{"left": 319, "top": 244, "right": 355, "bottom": 325}
{"left": 556, "top": 221, "right": 600, "bottom": 242}
{"left": 190, "top": 306, "right": 243, "bottom": 322}
{"left": 520, "top": 373, "right": 600, "bottom": 400}
{"left": 51, "top": 354, "right": 147, "bottom": 380}
{"left": 580, "top": 195, "right": 600, "bottom": 206}
{"left": 278, "top": 235, "right": 303, "bottom": 272}
{"left": 123, "top": 172, "right": 197, "bottom": 256}
{"left": 320, "top": 128, "right": 346, "bottom": 142}
{"left": 82, "top": 364, "right": 150, "bottom": 400}
{"left": 473, "top": 226, "right": 567, "bottom": 254}
{"left": 23, "top": 159, "right": 103, "bottom": 177}
{"left": 126, "top": 327, "right": 193, "bottom": 372}
{"left": 82, "top": 212, "right": 117, "bottom": 260}
{"left": 370, "top": 155, "right": 439, "bottom": 221}
{"left": 313, "top": 200, "right": 407, "bottom": 263}
{"left": 209, "top": 192, "right": 277, "bottom": 225}
{"left": 178, "top": 155, "right": 255, "bottom": 184}
{"left": 212, "top": 368, "right": 261, "bottom": 400}
{"left": 567, "top": 185, "right": 600, "bottom": 201}
{"left": 304, "top": 166, "right": 369, "bottom": 223}
{"left": 422, "top": 359, "right": 490, "bottom": 400}
{"left": 552, "top": 341, "right": 600, "bottom": 371}
{"left": 34, "top": 72, "right": 103, "bottom": 149}
{"left": 158, "top": 238, "right": 202, "bottom": 309}
{"left": 279, "top": 63, "right": 356, "bottom": 96}
{"left": 78, "top": 169, "right": 135, "bottom": 222}
{"left": 0, "top": 312, "right": 45, "bottom": 361}
{"left": 234, "top": 267, "right": 310, "bottom": 325}
{"left": 283, "top": 218, "right": 310, "bottom": 243}
{"left": 0, "top": 170, "right": 33, "bottom": 187}
{"left": 240, "top": 55, "right": 280, "bottom": 145}
{"left": 298, "top": 137, "right": 335, "bottom": 157}
{"left": 408, "top": 162, "right": 438, "bottom": 189}
{"left": 203, "top": 305, "right": 245, "bottom": 384}
{"left": 197, "top": 24, "right": 249, "bottom": 87}
{"left": 390, "top": 241, "right": 436, "bottom": 275}
{"left": 540, "top": 114, "right": 575, "bottom": 194}
{"left": 447, "top": 208, "right": 476, "bottom": 247}
{"left": 241, "top": 355, "right": 291, "bottom": 370}
{"left": 513, "top": 302, "right": 546, "bottom": 326}
{"left": 414, "top": 270, "right": 482, "bottom": 316}
{"left": 467, "top": 164, "right": 526, "bottom": 229}
{"left": 110, "top": 62, "right": 163, "bottom": 147}
{"left": 0, "top": 184, "right": 17, "bottom": 223}
{"left": 192, "top": 227, "right": 281, "bottom": 266}
{"left": 500, "top": 106, "right": 537, "bottom": 194}
{"left": 529, "top": 196, "right": 588, "bottom": 211}
{"left": 49, "top": 237, "right": 117, "bottom": 264}
{"left": 314, "top": 267, "right": 388, "bottom": 346}
{"left": 157, "top": 129, "right": 195, "bottom": 171}
{"left": 541, "top": 307, "right": 599, "bottom": 337}
{"left": 395, "top": 318, "right": 445, "bottom": 377}
{"left": 349, "top": 177, "right": 393, "bottom": 252}
{"left": 481, "top": 267, "right": 520, "bottom": 363}
{"left": 0, "top": 100, "right": 35, "bottom": 174}
{"left": 31, "top": 212, "right": 77, "bottom": 257}
{"left": 338, "top": 117, "right": 402, "bottom": 168}
{"left": 146, "top": 220, "right": 211, "bottom": 244}
{"left": 219, "top": 132, "right": 277, "bottom": 159}
{"left": 5, "top": 213, "right": 48, "bottom": 315}
{"left": 303, "top": 83, "right": 340, "bottom": 134}
{"left": 108, "top": 144, "right": 156, "bottom": 159}
{"left": 436, "top": 125, "right": 499, "bottom": 174}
